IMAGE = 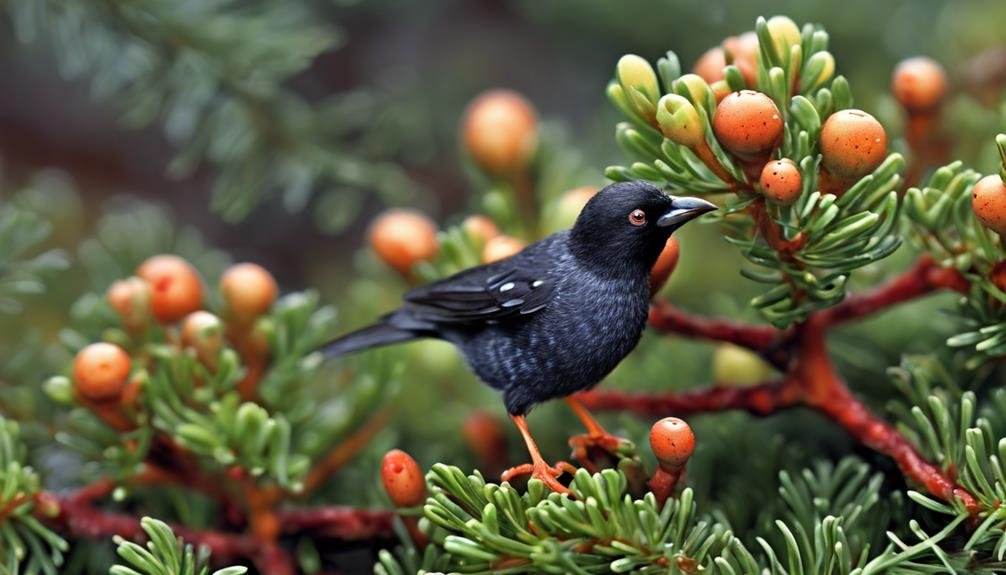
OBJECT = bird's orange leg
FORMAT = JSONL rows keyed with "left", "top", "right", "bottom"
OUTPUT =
{"left": 566, "top": 396, "right": 633, "bottom": 465}
{"left": 501, "top": 415, "right": 574, "bottom": 495}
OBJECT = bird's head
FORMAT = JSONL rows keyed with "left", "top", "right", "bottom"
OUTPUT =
{"left": 569, "top": 181, "right": 716, "bottom": 274}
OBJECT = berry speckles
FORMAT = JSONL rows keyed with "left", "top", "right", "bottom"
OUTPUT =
{"left": 137, "top": 255, "right": 204, "bottom": 324}
{"left": 819, "top": 109, "right": 887, "bottom": 178}
{"left": 381, "top": 449, "right": 426, "bottom": 508}
{"left": 649, "top": 417, "right": 695, "bottom": 469}
{"left": 712, "top": 90, "right": 784, "bottom": 161}
{"left": 972, "top": 175, "right": 1006, "bottom": 235}
{"left": 759, "top": 158, "right": 802, "bottom": 205}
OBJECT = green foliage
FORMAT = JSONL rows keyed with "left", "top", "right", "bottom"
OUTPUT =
{"left": 0, "top": 416, "right": 69, "bottom": 575}
{"left": 376, "top": 457, "right": 980, "bottom": 574}
{"left": 110, "top": 517, "right": 246, "bottom": 575}
{"left": 0, "top": 196, "right": 69, "bottom": 315}
{"left": 417, "top": 464, "right": 744, "bottom": 574}
{"left": 906, "top": 144, "right": 1006, "bottom": 368}
{"left": 6, "top": 0, "right": 418, "bottom": 228}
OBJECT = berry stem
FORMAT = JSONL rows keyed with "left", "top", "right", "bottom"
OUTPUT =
{"left": 647, "top": 466, "right": 685, "bottom": 507}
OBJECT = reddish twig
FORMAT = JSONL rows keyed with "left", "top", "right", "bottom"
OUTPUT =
{"left": 794, "top": 317, "right": 980, "bottom": 513}
{"left": 299, "top": 410, "right": 390, "bottom": 497}
{"left": 576, "top": 379, "right": 801, "bottom": 417}
{"left": 278, "top": 506, "right": 394, "bottom": 540}
{"left": 621, "top": 255, "right": 982, "bottom": 512}
{"left": 39, "top": 482, "right": 395, "bottom": 573}
{"left": 649, "top": 301, "right": 789, "bottom": 368}
{"left": 817, "top": 255, "right": 968, "bottom": 327}
{"left": 46, "top": 489, "right": 260, "bottom": 563}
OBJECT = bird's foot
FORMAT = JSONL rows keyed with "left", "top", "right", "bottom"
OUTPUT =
{"left": 568, "top": 431, "right": 635, "bottom": 464}
{"left": 501, "top": 460, "right": 576, "bottom": 495}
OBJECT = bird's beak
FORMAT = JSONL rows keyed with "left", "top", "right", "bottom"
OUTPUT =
{"left": 657, "top": 196, "right": 718, "bottom": 227}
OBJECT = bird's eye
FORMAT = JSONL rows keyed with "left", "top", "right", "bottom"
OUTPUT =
{"left": 628, "top": 209, "right": 647, "bottom": 226}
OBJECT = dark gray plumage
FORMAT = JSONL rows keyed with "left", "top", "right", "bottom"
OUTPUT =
{"left": 323, "top": 180, "right": 715, "bottom": 415}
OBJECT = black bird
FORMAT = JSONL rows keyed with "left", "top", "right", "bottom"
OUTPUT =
{"left": 324, "top": 181, "right": 715, "bottom": 492}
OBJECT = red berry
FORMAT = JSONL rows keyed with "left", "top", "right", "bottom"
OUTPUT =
{"left": 712, "top": 90, "right": 783, "bottom": 161}
{"left": 710, "top": 81, "right": 732, "bottom": 104}
{"left": 381, "top": 449, "right": 426, "bottom": 508}
{"left": 462, "top": 410, "right": 507, "bottom": 467}
{"left": 693, "top": 47, "right": 727, "bottom": 83}
{"left": 369, "top": 210, "right": 439, "bottom": 274}
{"left": 220, "top": 263, "right": 278, "bottom": 323}
{"left": 759, "top": 159, "right": 803, "bottom": 205}
{"left": 107, "top": 276, "right": 150, "bottom": 328}
{"left": 137, "top": 255, "right": 203, "bottom": 324}
{"left": 481, "top": 235, "right": 526, "bottom": 264}
{"left": 462, "top": 90, "right": 538, "bottom": 177}
{"left": 649, "top": 417, "right": 695, "bottom": 470}
{"left": 73, "top": 342, "right": 131, "bottom": 401}
{"left": 182, "top": 311, "right": 224, "bottom": 364}
{"left": 972, "top": 175, "right": 1006, "bottom": 235}
{"left": 649, "top": 237, "right": 681, "bottom": 296}
{"left": 722, "top": 32, "right": 759, "bottom": 87}
{"left": 892, "top": 57, "right": 947, "bottom": 113}
{"left": 819, "top": 110, "right": 887, "bottom": 179}
{"left": 462, "top": 215, "right": 500, "bottom": 245}
{"left": 990, "top": 261, "right": 1006, "bottom": 293}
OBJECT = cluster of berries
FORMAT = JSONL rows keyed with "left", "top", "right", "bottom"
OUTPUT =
{"left": 616, "top": 16, "right": 892, "bottom": 209}
{"left": 72, "top": 256, "right": 278, "bottom": 405}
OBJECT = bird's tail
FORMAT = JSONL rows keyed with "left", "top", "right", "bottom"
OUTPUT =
{"left": 321, "top": 322, "right": 418, "bottom": 359}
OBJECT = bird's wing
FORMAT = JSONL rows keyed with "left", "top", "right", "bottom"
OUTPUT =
{"left": 401, "top": 261, "right": 554, "bottom": 325}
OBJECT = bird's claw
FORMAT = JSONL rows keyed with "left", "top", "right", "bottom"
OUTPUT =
{"left": 501, "top": 460, "right": 576, "bottom": 494}
{"left": 568, "top": 432, "right": 634, "bottom": 463}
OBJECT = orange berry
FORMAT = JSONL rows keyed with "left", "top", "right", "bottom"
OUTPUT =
{"left": 972, "top": 175, "right": 1006, "bottom": 235}
{"left": 462, "top": 215, "right": 501, "bottom": 245}
{"left": 481, "top": 235, "right": 526, "bottom": 264}
{"left": 369, "top": 210, "right": 439, "bottom": 274}
{"left": 819, "top": 109, "right": 887, "bottom": 178}
{"left": 759, "top": 159, "right": 803, "bottom": 205}
{"left": 990, "top": 261, "right": 1006, "bottom": 293}
{"left": 649, "top": 417, "right": 695, "bottom": 470}
{"left": 462, "top": 410, "right": 508, "bottom": 468}
{"left": 107, "top": 276, "right": 150, "bottom": 328}
{"left": 560, "top": 187, "right": 598, "bottom": 211}
{"left": 892, "top": 57, "right": 947, "bottom": 113}
{"left": 182, "top": 311, "right": 224, "bottom": 363}
{"left": 723, "top": 32, "right": 759, "bottom": 87}
{"left": 693, "top": 47, "right": 727, "bottom": 83}
{"left": 73, "top": 342, "right": 131, "bottom": 401}
{"left": 649, "top": 237, "right": 681, "bottom": 296}
{"left": 220, "top": 263, "right": 278, "bottom": 323}
{"left": 712, "top": 90, "right": 783, "bottom": 161}
{"left": 462, "top": 90, "right": 538, "bottom": 177}
{"left": 381, "top": 449, "right": 426, "bottom": 508}
{"left": 550, "top": 186, "right": 598, "bottom": 231}
{"left": 710, "top": 80, "right": 732, "bottom": 104}
{"left": 136, "top": 255, "right": 203, "bottom": 324}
